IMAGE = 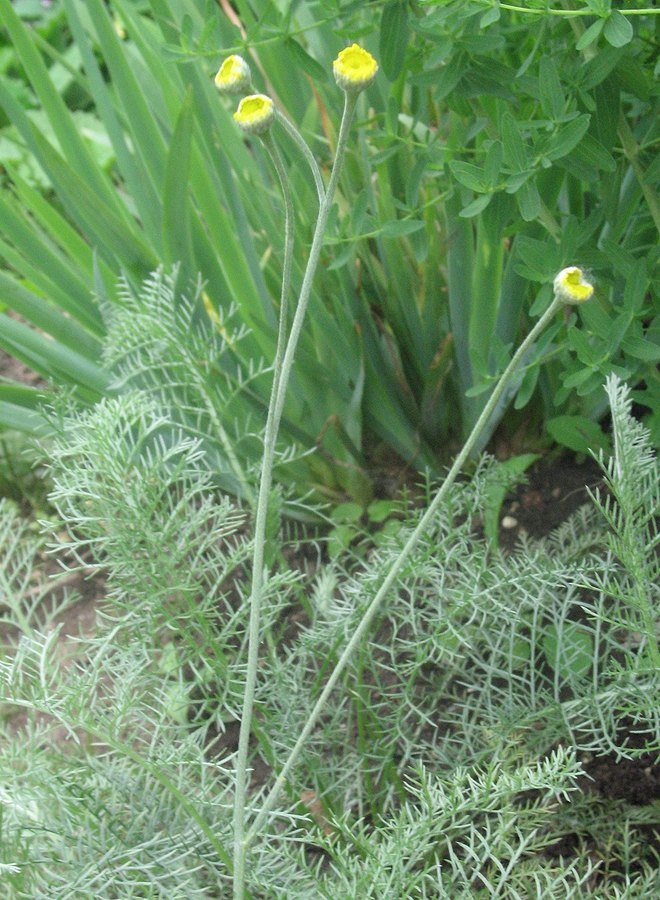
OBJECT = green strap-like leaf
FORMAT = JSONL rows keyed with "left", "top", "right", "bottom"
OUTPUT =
{"left": 163, "top": 91, "right": 195, "bottom": 269}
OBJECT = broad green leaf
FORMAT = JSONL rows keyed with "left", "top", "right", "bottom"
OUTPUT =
{"left": 621, "top": 335, "right": 660, "bottom": 363}
{"left": 459, "top": 194, "right": 492, "bottom": 218}
{"left": 576, "top": 18, "right": 604, "bottom": 52}
{"left": 367, "top": 499, "right": 400, "bottom": 524}
{"left": 604, "top": 312, "right": 631, "bottom": 356}
{"left": 331, "top": 502, "right": 363, "bottom": 524}
{"left": 513, "top": 364, "right": 540, "bottom": 410}
{"left": 516, "top": 179, "right": 540, "bottom": 222}
{"left": 449, "top": 161, "right": 489, "bottom": 193}
{"left": 501, "top": 113, "right": 527, "bottom": 173}
{"left": 603, "top": 10, "right": 633, "bottom": 48}
{"left": 380, "top": 0, "right": 410, "bottom": 82}
{"left": 546, "top": 415, "right": 610, "bottom": 454}
{"left": 616, "top": 54, "right": 651, "bottom": 101}
{"left": 510, "top": 636, "right": 531, "bottom": 670}
{"left": 568, "top": 133, "right": 616, "bottom": 173}
{"left": 328, "top": 523, "right": 358, "bottom": 560}
{"left": 579, "top": 299, "right": 612, "bottom": 341}
{"left": 568, "top": 326, "right": 598, "bottom": 366}
{"left": 480, "top": 4, "right": 500, "bottom": 28}
{"left": 484, "top": 141, "right": 503, "bottom": 187}
{"left": 593, "top": 76, "right": 620, "bottom": 149}
{"left": 562, "top": 367, "right": 600, "bottom": 390}
{"left": 163, "top": 682, "right": 191, "bottom": 725}
{"left": 539, "top": 56, "right": 564, "bottom": 121}
{"left": 545, "top": 115, "right": 591, "bottom": 162}
{"left": 580, "top": 45, "right": 622, "bottom": 91}
{"left": 514, "top": 237, "right": 560, "bottom": 282}
{"left": 433, "top": 52, "right": 466, "bottom": 100}
{"left": 542, "top": 623, "right": 594, "bottom": 680}
{"left": 465, "top": 380, "right": 493, "bottom": 398}
{"left": 622, "top": 259, "right": 648, "bottom": 314}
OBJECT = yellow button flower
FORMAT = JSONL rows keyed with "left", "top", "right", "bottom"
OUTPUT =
{"left": 553, "top": 266, "right": 594, "bottom": 304}
{"left": 233, "top": 94, "right": 275, "bottom": 135}
{"left": 333, "top": 43, "right": 378, "bottom": 93}
{"left": 215, "top": 54, "right": 252, "bottom": 95}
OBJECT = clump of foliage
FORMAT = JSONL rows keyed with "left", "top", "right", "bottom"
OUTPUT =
{"left": 1, "top": 366, "right": 657, "bottom": 897}
{"left": 0, "top": 5, "right": 657, "bottom": 894}
{"left": 0, "top": 0, "right": 658, "bottom": 507}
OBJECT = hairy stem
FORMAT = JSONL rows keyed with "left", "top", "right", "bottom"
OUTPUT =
{"left": 232, "top": 91, "right": 357, "bottom": 900}
{"left": 246, "top": 292, "right": 565, "bottom": 845}
{"left": 231, "top": 131, "right": 294, "bottom": 899}
{"left": 275, "top": 110, "right": 326, "bottom": 206}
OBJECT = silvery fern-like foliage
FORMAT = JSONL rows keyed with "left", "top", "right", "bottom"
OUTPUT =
{"left": 103, "top": 266, "right": 258, "bottom": 501}
{"left": 0, "top": 498, "right": 76, "bottom": 639}
{"left": 315, "top": 750, "right": 591, "bottom": 899}
{"left": 1, "top": 393, "right": 256, "bottom": 896}
{"left": 1, "top": 631, "right": 236, "bottom": 898}
{"left": 252, "top": 378, "right": 658, "bottom": 895}
{"left": 98, "top": 266, "right": 319, "bottom": 529}
{"left": 102, "top": 267, "right": 313, "bottom": 505}
{"left": 1, "top": 375, "right": 657, "bottom": 897}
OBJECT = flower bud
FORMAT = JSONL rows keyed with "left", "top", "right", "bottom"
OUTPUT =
{"left": 333, "top": 43, "right": 378, "bottom": 93}
{"left": 553, "top": 266, "right": 594, "bottom": 305}
{"left": 215, "top": 54, "right": 252, "bottom": 95}
{"left": 233, "top": 94, "right": 275, "bottom": 135}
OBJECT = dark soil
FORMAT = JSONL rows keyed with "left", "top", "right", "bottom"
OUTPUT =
{"left": 0, "top": 345, "right": 47, "bottom": 389}
{"left": 496, "top": 452, "right": 604, "bottom": 549}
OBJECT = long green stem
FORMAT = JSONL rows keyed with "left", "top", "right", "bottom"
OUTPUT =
{"left": 275, "top": 110, "right": 325, "bottom": 206}
{"left": 232, "top": 132, "right": 294, "bottom": 899}
{"left": 268, "top": 92, "right": 357, "bottom": 442}
{"left": 478, "top": 1, "right": 658, "bottom": 16}
{"left": 232, "top": 91, "right": 357, "bottom": 900}
{"left": 245, "top": 292, "right": 565, "bottom": 846}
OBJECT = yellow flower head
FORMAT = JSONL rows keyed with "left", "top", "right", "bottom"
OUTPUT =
{"left": 215, "top": 55, "right": 252, "bottom": 95}
{"left": 553, "top": 266, "right": 594, "bottom": 305}
{"left": 333, "top": 43, "right": 378, "bottom": 93}
{"left": 233, "top": 94, "right": 275, "bottom": 135}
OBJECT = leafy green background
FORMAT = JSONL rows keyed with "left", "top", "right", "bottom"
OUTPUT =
{"left": 0, "top": 0, "right": 658, "bottom": 505}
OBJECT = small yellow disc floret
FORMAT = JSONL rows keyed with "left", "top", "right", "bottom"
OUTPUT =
{"left": 553, "top": 266, "right": 594, "bottom": 305}
{"left": 333, "top": 44, "right": 378, "bottom": 92}
{"left": 233, "top": 94, "right": 275, "bottom": 135}
{"left": 215, "top": 55, "right": 252, "bottom": 95}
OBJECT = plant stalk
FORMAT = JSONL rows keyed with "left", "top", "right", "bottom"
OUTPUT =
{"left": 245, "top": 291, "right": 565, "bottom": 846}
{"left": 275, "top": 110, "right": 326, "bottom": 206}
{"left": 232, "top": 90, "right": 358, "bottom": 900}
{"left": 231, "top": 131, "right": 294, "bottom": 899}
